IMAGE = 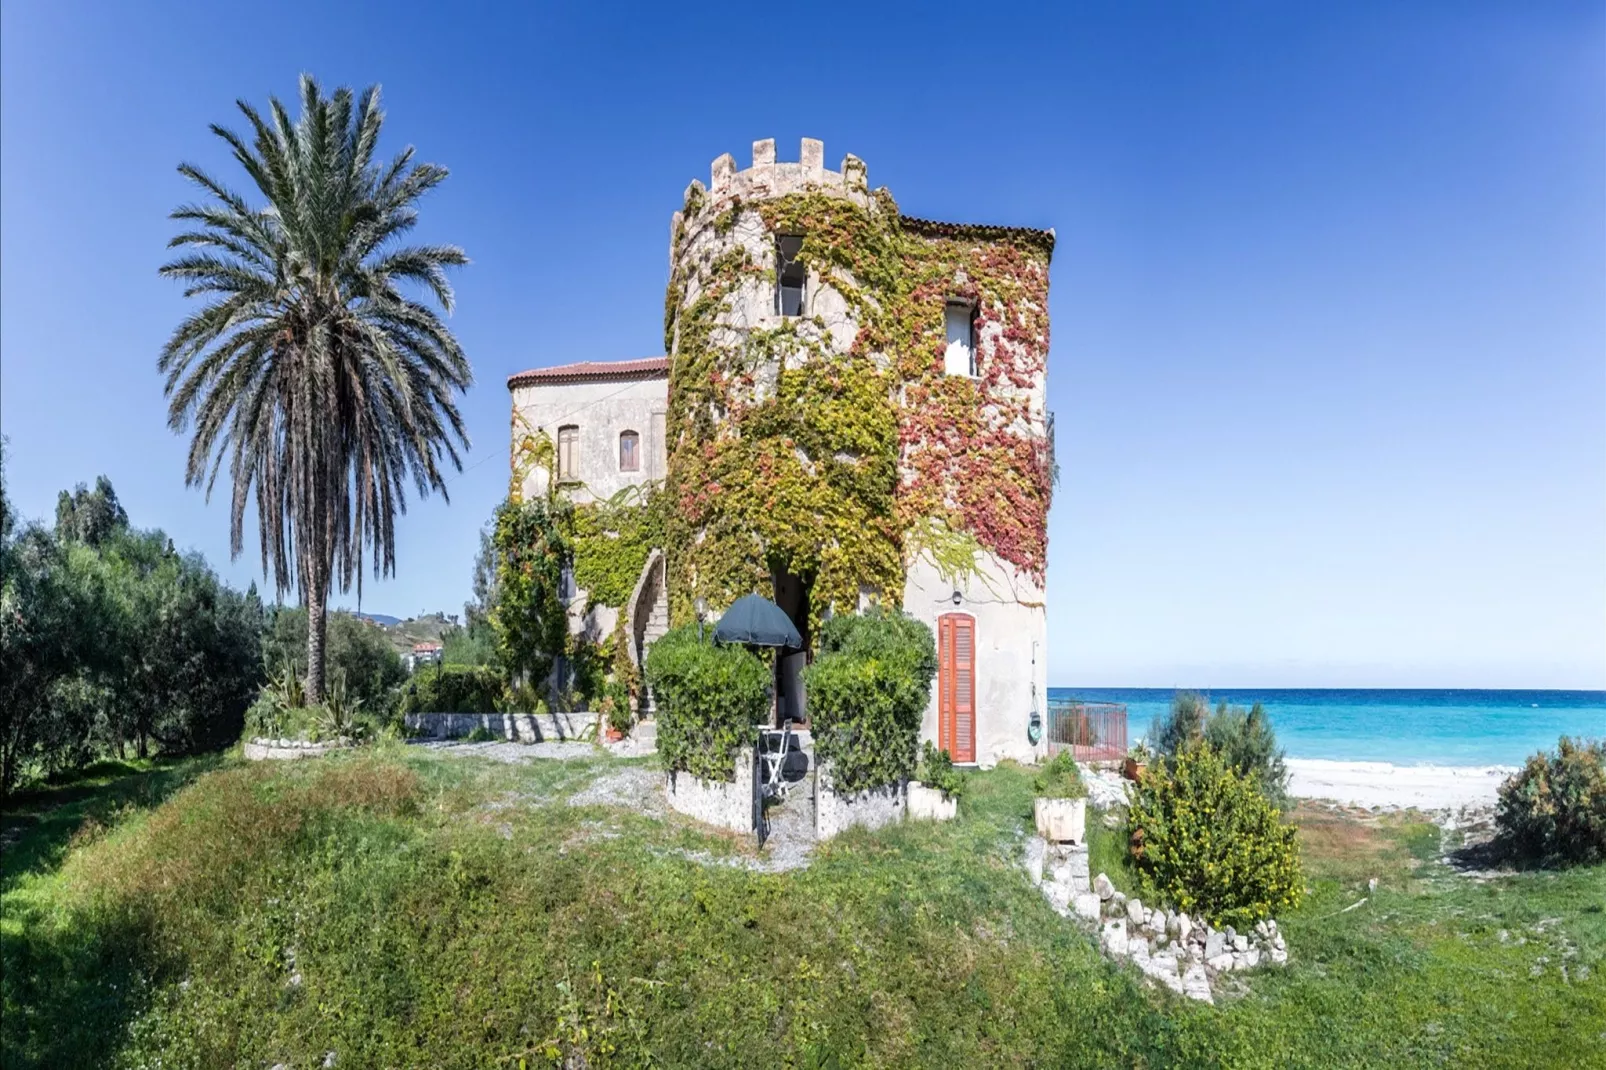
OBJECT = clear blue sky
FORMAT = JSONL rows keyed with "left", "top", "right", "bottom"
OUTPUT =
{"left": 3, "top": 2, "right": 1602, "bottom": 688}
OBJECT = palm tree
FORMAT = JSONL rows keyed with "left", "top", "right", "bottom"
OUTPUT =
{"left": 159, "top": 75, "right": 471, "bottom": 702}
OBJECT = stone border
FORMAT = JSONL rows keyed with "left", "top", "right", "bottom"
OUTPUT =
{"left": 403, "top": 711, "right": 596, "bottom": 743}
{"left": 815, "top": 764, "right": 906, "bottom": 840}
{"left": 664, "top": 753, "right": 754, "bottom": 834}
{"left": 243, "top": 738, "right": 353, "bottom": 761}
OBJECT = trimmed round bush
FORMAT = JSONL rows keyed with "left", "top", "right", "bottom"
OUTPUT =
{"left": 1496, "top": 737, "right": 1606, "bottom": 867}
{"left": 645, "top": 625, "right": 770, "bottom": 782}
{"left": 1127, "top": 744, "right": 1304, "bottom": 929}
{"left": 805, "top": 609, "right": 936, "bottom": 794}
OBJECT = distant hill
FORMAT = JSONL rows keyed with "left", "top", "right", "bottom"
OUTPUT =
{"left": 354, "top": 611, "right": 461, "bottom": 656}
{"left": 356, "top": 612, "right": 404, "bottom": 627}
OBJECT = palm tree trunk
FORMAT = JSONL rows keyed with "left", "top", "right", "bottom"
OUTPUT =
{"left": 306, "top": 575, "right": 328, "bottom": 705}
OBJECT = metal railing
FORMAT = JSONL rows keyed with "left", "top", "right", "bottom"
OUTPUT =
{"left": 1045, "top": 699, "right": 1127, "bottom": 762}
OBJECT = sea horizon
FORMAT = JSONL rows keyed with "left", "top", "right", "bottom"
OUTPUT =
{"left": 1045, "top": 687, "right": 1606, "bottom": 768}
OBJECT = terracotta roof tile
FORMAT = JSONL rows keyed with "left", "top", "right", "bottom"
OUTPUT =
{"left": 899, "top": 215, "right": 1056, "bottom": 255}
{"left": 507, "top": 356, "right": 669, "bottom": 389}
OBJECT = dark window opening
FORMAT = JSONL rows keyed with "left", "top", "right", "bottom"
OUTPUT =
{"left": 776, "top": 235, "right": 806, "bottom": 316}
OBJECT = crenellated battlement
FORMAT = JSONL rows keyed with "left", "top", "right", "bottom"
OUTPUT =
{"left": 680, "top": 137, "right": 871, "bottom": 219}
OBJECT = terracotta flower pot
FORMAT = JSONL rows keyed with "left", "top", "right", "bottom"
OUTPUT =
{"left": 605, "top": 727, "right": 625, "bottom": 743}
{"left": 1122, "top": 758, "right": 1147, "bottom": 782}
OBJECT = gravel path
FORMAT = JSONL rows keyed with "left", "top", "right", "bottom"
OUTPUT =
{"left": 567, "top": 765, "right": 667, "bottom": 817}
{"left": 413, "top": 740, "right": 598, "bottom": 762}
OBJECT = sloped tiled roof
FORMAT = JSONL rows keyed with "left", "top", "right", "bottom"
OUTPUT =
{"left": 899, "top": 215, "right": 1056, "bottom": 255}
{"left": 507, "top": 356, "right": 669, "bottom": 389}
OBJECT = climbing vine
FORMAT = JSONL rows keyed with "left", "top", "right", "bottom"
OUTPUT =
{"left": 570, "top": 484, "right": 665, "bottom": 610}
{"left": 489, "top": 497, "right": 570, "bottom": 689}
{"left": 661, "top": 183, "right": 1053, "bottom": 637}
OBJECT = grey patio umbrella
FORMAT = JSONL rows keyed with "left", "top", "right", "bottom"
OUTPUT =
{"left": 712, "top": 593, "right": 802, "bottom": 649}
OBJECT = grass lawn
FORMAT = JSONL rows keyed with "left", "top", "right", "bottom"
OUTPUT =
{"left": 3, "top": 746, "right": 1602, "bottom": 1068}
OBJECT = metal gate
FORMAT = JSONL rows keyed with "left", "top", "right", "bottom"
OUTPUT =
{"left": 1045, "top": 699, "right": 1127, "bottom": 762}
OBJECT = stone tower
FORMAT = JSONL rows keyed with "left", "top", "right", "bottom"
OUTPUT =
{"left": 663, "top": 138, "right": 1054, "bottom": 764}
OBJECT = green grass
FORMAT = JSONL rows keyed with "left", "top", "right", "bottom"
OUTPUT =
{"left": 3, "top": 748, "right": 1602, "bottom": 1068}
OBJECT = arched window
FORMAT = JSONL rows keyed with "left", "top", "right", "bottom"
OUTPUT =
{"left": 618, "top": 430, "right": 641, "bottom": 472}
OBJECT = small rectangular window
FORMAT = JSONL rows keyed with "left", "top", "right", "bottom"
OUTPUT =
{"left": 776, "top": 235, "right": 806, "bottom": 316}
{"left": 557, "top": 425, "right": 579, "bottom": 480}
{"left": 944, "top": 303, "right": 976, "bottom": 377}
{"left": 619, "top": 430, "right": 640, "bottom": 472}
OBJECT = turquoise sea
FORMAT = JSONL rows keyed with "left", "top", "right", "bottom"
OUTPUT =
{"left": 1046, "top": 688, "right": 1606, "bottom": 767}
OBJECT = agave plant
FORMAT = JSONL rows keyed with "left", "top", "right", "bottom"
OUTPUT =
{"left": 159, "top": 74, "right": 471, "bottom": 702}
{"left": 317, "top": 671, "right": 366, "bottom": 742}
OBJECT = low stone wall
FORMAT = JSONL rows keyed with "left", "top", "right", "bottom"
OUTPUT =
{"left": 664, "top": 753, "right": 754, "bottom": 834}
{"left": 243, "top": 739, "right": 353, "bottom": 761}
{"left": 816, "top": 765, "right": 906, "bottom": 839}
{"left": 404, "top": 711, "right": 597, "bottom": 743}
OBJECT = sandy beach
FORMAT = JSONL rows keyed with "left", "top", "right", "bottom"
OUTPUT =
{"left": 1287, "top": 758, "right": 1516, "bottom": 811}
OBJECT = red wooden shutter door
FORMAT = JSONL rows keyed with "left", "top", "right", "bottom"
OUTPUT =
{"left": 953, "top": 616, "right": 975, "bottom": 763}
{"left": 938, "top": 615, "right": 954, "bottom": 755}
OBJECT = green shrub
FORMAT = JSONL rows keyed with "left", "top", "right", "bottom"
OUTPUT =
{"left": 1153, "top": 692, "right": 1289, "bottom": 808}
{"left": 1203, "top": 702, "right": 1288, "bottom": 807}
{"left": 1127, "top": 744, "right": 1303, "bottom": 928}
{"left": 916, "top": 741, "right": 966, "bottom": 800}
{"left": 599, "top": 678, "right": 634, "bottom": 736}
{"left": 1151, "top": 691, "right": 1207, "bottom": 757}
{"left": 1033, "top": 750, "right": 1087, "bottom": 799}
{"left": 645, "top": 625, "right": 769, "bottom": 782}
{"left": 805, "top": 609, "right": 936, "bottom": 794}
{"left": 464, "top": 725, "right": 497, "bottom": 743}
{"left": 397, "top": 665, "right": 504, "bottom": 715}
{"left": 1496, "top": 736, "right": 1606, "bottom": 867}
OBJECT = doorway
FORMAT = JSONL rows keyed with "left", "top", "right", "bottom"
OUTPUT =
{"left": 771, "top": 565, "right": 812, "bottom": 726}
{"left": 937, "top": 613, "right": 976, "bottom": 763}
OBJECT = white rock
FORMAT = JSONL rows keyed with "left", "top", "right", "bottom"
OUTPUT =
{"left": 1094, "top": 873, "right": 1116, "bottom": 900}
{"left": 1181, "top": 963, "right": 1214, "bottom": 1004}
{"left": 1273, "top": 934, "right": 1286, "bottom": 951}
{"left": 1231, "top": 932, "right": 1250, "bottom": 953}
{"left": 1206, "top": 952, "right": 1234, "bottom": 972}
{"left": 1111, "top": 890, "right": 1126, "bottom": 908}
{"left": 1074, "top": 893, "right": 1102, "bottom": 920}
{"left": 1023, "top": 837, "right": 1047, "bottom": 884}
{"left": 1126, "top": 897, "right": 1145, "bottom": 924}
{"left": 1129, "top": 938, "right": 1151, "bottom": 965}
{"left": 1205, "top": 929, "right": 1226, "bottom": 959}
{"left": 1175, "top": 913, "right": 1193, "bottom": 944}
{"left": 1101, "top": 919, "right": 1130, "bottom": 957}
{"left": 1270, "top": 947, "right": 1287, "bottom": 966}
{"left": 1041, "top": 880, "right": 1071, "bottom": 916}
{"left": 1052, "top": 864, "right": 1074, "bottom": 887}
{"left": 1244, "top": 947, "right": 1261, "bottom": 968}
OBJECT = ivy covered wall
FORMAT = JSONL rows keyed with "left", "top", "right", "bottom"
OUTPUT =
{"left": 661, "top": 155, "right": 1053, "bottom": 637}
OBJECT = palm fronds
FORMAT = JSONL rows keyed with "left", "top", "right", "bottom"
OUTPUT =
{"left": 160, "top": 75, "right": 470, "bottom": 699}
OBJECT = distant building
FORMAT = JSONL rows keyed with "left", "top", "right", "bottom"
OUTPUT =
{"left": 407, "top": 642, "right": 443, "bottom": 673}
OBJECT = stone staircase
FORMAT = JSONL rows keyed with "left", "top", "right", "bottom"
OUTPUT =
{"left": 626, "top": 550, "right": 669, "bottom": 719}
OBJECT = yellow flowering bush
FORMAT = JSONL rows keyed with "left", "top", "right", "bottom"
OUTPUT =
{"left": 1126, "top": 743, "right": 1303, "bottom": 928}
